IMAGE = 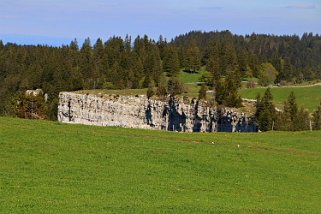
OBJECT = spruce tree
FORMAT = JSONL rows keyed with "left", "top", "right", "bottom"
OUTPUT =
{"left": 156, "top": 73, "right": 168, "bottom": 97}
{"left": 312, "top": 103, "right": 321, "bottom": 130}
{"left": 184, "top": 40, "right": 201, "bottom": 72}
{"left": 93, "top": 38, "right": 104, "bottom": 88}
{"left": 146, "top": 80, "right": 156, "bottom": 99}
{"left": 167, "top": 77, "right": 184, "bottom": 96}
{"left": 255, "top": 88, "right": 276, "bottom": 131}
{"left": 214, "top": 79, "right": 225, "bottom": 105}
{"left": 288, "top": 91, "right": 298, "bottom": 122}
{"left": 198, "top": 84, "right": 208, "bottom": 100}
{"left": 80, "top": 38, "right": 95, "bottom": 89}
{"left": 293, "top": 107, "right": 310, "bottom": 131}
{"left": 223, "top": 71, "right": 242, "bottom": 107}
{"left": 163, "top": 46, "right": 180, "bottom": 77}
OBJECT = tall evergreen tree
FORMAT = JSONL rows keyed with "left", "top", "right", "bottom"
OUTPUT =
{"left": 80, "top": 38, "right": 95, "bottom": 89}
{"left": 287, "top": 91, "right": 298, "bottom": 122}
{"left": 198, "top": 84, "right": 208, "bottom": 100}
{"left": 163, "top": 46, "right": 180, "bottom": 77}
{"left": 255, "top": 88, "right": 276, "bottom": 131}
{"left": 184, "top": 40, "right": 201, "bottom": 72}
{"left": 313, "top": 103, "right": 321, "bottom": 130}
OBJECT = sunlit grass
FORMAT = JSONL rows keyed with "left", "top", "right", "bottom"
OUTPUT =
{"left": 1, "top": 117, "right": 320, "bottom": 213}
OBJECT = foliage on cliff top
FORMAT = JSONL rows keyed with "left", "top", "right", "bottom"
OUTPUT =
{"left": 1, "top": 117, "right": 321, "bottom": 213}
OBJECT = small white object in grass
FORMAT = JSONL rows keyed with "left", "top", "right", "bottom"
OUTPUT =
{"left": 237, "top": 144, "right": 240, "bottom": 148}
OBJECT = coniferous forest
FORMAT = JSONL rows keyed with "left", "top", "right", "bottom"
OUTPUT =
{"left": 0, "top": 31, "right": 321, "bottom": 121}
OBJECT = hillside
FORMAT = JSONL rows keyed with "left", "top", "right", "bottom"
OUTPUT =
{"left": 1, "top": 31, "right": 321, "bottom": 120}
{"left": 1, "top": 117, "right": 321, "bottom": 213}
{"left": 240, "top": 85, "right": 321, "bottom": 112}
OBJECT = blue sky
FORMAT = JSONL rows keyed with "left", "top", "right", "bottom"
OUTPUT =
{"left": 0, "top": 0, "right": 320, "bottom": 46}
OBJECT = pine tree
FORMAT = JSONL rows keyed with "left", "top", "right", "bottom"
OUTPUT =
{"left": 167, "top": 77, "right": 184, "bottom": 96}
{"left": 93, "top": 38, "right": 104, "bottom": 88}
{"left": 255, "top": 88, "right": 276, "bottom": 131}
{"left": 146, "top": 80, "right": 156, "bottom": 98}
{"left": 184, "top": 40, "right": 201, "bottom": 72}
{"left": 275, "top": 102, "right": 291, "bottom": 131}
{"left": 130, "top": 53, "right": 144, "bottom": 89}
{"left": 223, "top": 71, "right": 242, "bottom": 107}
{"left": 163, "top": 46, "right": 180, "bottom": 77}
{"left": 198, "top": 84, "right": 208, "bottom": 100}
{"left": 275, "top": 91, "right": 310, "bottom": 131}
{"left": 80, "top": 38, "right": 95, "bottom": 89}
{"left": 312, "top": 103, "right": 321, "bottom": 130}
{"left": 144, "top": 45, "right": 162, "bottom": 85}
{"left": 206, "top": 42, "right": 220, "bottom": 82}
{"left": 237, "top": 49, "right": 248, "bottom": 77}
{"left": 288, "top": 91, "right": 298, "bottom": 122}
{"left": 156, "top": 73, "right": 168, "bottom": 97}
{"left": 157, "top": 35, "right": 167, "bottom": 60}
{"left": 220, "top": 42, "right": 237, "bottom": 75}
{"left": 214, "top": 79, "right": 225, "bottom": 105}
{"left": 293, "top": 107, "right": 310, "bottom": 131}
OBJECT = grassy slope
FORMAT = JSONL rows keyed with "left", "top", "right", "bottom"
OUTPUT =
{"left": 178, "top": 70, "right": 205, "bottom": 84}
{"left": 178, "top": 70, "right": 320, "bottom": 112}
{"left": 240, "top": 85, "right": 321, "bottom": 112}
{"left": 0, "top": 117, "right": 321, "bottom": 213}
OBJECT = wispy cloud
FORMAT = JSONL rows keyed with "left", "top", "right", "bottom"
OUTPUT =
{"left": 199, "top": 6, "right": 223, "bottom": 11}
{"left": 284, "top": 4, "right": 316, "bottom": 10}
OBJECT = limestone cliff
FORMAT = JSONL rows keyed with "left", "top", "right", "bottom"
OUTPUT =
{"left": 58, "top": 92, "right": 257, "bottom": 132}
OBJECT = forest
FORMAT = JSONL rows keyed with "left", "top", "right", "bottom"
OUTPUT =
{"left": 0, "top": 30, "right": 320, "bottom": 124}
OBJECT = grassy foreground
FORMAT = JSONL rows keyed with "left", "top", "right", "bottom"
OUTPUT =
{"left": 0, "top": 117, "right": 321, "bottom": 213}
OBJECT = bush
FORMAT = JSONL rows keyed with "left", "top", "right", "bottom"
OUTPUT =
{"left": 167, "top": 77, "right": 184, "bottom": 96}
{"left": 198, "top": 84, "right": 208, "bottom": 100}
{"left": 258, "top": 63, "right": 278, "bottom": 86}
{"left": 146, "top": 81, "right": 156, "bottom": 98}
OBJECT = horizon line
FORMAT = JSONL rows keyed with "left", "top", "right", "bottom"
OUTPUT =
{"left": 1, "top": 30, "right": 320, "bottom": 47}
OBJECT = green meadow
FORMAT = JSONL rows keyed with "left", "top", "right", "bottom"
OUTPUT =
{"left": 240, "top": 85, "right": 321, "bottom": 112}
{"left": 0, "top": 117, "right": 320, "bottom": 213}
{"left": 178, "top": 70, "right": 206, "bottom": 84}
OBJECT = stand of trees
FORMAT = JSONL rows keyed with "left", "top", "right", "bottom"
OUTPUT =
{"left": 256, "top": 89, "right": 321, "bottom": 131}
{"left": 0, "top": 31, "right": 321, "bottom": 120}
{"left": 173, "top": 31, "right": 321, "bottom": 83}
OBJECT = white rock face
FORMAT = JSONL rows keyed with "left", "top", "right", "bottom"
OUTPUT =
{"left": 58, "top": 92, "right": 257, "bottom": 132}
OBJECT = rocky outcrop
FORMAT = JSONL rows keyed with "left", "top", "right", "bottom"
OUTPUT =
{"left": 58, "top": 92, "right": 257, "bottom": 132}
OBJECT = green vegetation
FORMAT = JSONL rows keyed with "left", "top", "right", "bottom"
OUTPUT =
{"left": 77, "top": 88, "right": 147, "bottom": 96}
{"left": 255, "top": 88, "right": 276, "bottom": 132}
{"left": 178, "top": 69, "right": 205, "bottom": 84}
{"left": 163, "top": 46, "right": 180, "bottom": 77}
{"left": 258, "top": 63, "right": 278, "bottom": 86}
{"left": 1, "top": 31, "right": 321, "bottom": 120}
{"left": 1, "top": 117, "right": 321, "bottom": 213}
{"left": 240, "top": 85, "right": 321, "bottom": 112}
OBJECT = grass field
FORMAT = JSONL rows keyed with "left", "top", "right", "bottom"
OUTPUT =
{"left": 1, "top": 117, "right": 321, "bottom": 213}
{"left": 178, "top": 70, "right": 205, "bottom": 84}
{"left": 240, "top": 85, "right": 321, "bottom": 112}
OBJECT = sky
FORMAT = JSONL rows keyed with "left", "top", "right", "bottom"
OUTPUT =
{"left": 0, "top": 0, "right": 320, "bottom": 46}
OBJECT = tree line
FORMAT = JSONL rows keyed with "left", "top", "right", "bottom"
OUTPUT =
{"left": 0, "top": 30, "right": 320, "bottom": 120}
